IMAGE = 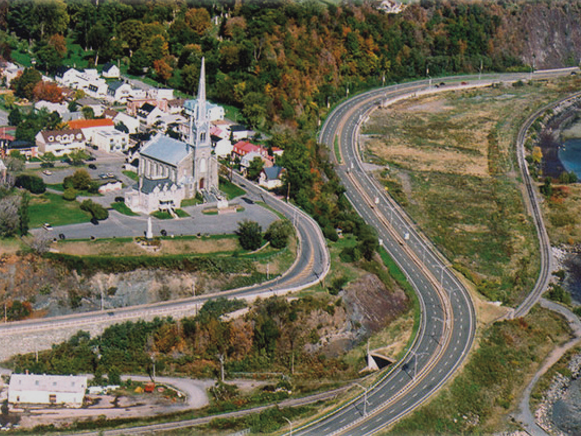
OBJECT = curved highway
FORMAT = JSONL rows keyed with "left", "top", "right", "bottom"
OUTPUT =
{"left": 296, "top": 69, "right": 576, "bottom": 435}
{"left": 0, "top": 176, "right": 330, "bottom": 340}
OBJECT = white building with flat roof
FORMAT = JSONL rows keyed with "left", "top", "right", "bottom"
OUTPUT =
{"left": 9, "top": 374, "right": 87, "bottom": 408}
{"left": 94, "top": 130, "right": 129, "bottom": 153}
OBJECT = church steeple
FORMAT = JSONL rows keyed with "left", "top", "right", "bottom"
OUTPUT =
{"left": 192, "top": 57, "right": 210, "bottom": 149}
{"left": 196, "top": 57, "right": 207, "bottom": 125}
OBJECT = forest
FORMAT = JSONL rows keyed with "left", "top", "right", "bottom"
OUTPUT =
{"left": 2, "top": 0, "right": 578, "bottom": 245}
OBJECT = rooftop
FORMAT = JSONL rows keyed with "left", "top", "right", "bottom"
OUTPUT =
{"left": 9, "top": 374, "right": 87, "bottom": 394}
{"left": 68, "top": 119, "right": 114, "bottom": 129}
{"left": 140, "top": 134, "right": 191, "bottom": 167}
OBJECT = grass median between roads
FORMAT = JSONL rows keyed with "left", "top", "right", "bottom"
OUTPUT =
{"left": 386, "top": 306, "right": 571, "bottom": 435}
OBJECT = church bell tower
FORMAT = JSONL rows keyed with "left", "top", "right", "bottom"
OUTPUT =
{"left": 191, "top": 57, "right": 217, "bottom": 192}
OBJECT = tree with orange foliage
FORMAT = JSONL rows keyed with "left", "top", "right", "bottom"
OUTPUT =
{"left": 153, "top": 58, "right": 173, "bottom": 83}
{"left": 48, "top": 34, "right": 67, "bottom": 57}
{"left": 33, "top": 81, "right": 64, "bottom": 103}
{"left": 184, "top": 7, "right": 212, "bottom": 36}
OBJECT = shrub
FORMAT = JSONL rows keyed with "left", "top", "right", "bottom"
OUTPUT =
{"left": 265, "top": 220, "right": 293, "bottom": 249}
{"left": 15, "top": 175, "right": 46, "bottom": 194}
{"left": 80, "top": 199, "right": 109, "bottom": 220}
{"left": 236, "top": 220, "right": 262, "bottom": 251}
{"left": 62, "top": 187, "right": 77, "bottom": 201}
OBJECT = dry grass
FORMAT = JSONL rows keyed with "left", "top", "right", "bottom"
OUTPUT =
{"left": 361, "top": 78, "right": 581, "bottom": 305}
{"left": 55, "top": 236, "right": 240, "bottom": 257}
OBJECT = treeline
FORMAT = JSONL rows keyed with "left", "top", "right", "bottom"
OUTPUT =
{"left": 8, "top": 296, "right": 354, "bottom": 384}
{"left": 1, "top": 1, "right": 529, "bottom": 130}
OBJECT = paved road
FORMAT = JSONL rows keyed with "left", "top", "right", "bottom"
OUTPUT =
{"left": 511, "top": 91, "right": 581, "bottom": 319}
{"left": 296, "top": 68, "right": 578, "bottom": 436}
{"left": 0, "top": 175, "right": 330, "bottom": 346}
{"left": 0, "top": 107, "right": 8, "bottom": 126}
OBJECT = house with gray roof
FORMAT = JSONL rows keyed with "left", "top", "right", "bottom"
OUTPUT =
{"left": 102, "top": 62, "right": 120, "bottom": 79}
{"left": 107, "top": 80, "right": 133, "bottom": 104}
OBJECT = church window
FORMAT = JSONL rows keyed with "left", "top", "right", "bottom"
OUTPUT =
{"left": 201, "top": 132, "right": 206, "bottom": 143}
{"left": 200, "top": 158, "right": 206, "bottom": 172}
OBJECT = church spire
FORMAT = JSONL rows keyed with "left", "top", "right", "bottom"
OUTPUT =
{"left": 197, "top": 57, "right": 206, "bottom": 123}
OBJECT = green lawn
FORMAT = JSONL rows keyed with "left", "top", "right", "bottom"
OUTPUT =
{"left": 111, "top": 202, "right": 139, "bottom": 216}
{"left": 29, "top": 193, "right": 92, "bottom": 228}
{"left": 219, "top": 177, "right": 246, "bottom": 200}
{"left": 174, "top": 208, "right": 189, "bottom": 217}
{"left": 11, "top": 50, "right": 32, "bottom": 67}
{"left": 122, "top": 171, "right": 139, "bottom": 182}
{"left": 181, "top": 197, "right": 203, "bottom": 207}
{"left": 64, "top": 39, "right": 94, "bottom": 70}
{"left": 151, "top": 211, "right": 173, "bottom": 220}
{"left": 46, "top": 184, "right": 101, "bottom": 197}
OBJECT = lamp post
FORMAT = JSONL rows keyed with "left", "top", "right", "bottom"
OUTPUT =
{"left": 283, "top": 416, "right": 293, "bottom": 436}
{"left": 353, "top": 383, "right": 369, "bottom": 417}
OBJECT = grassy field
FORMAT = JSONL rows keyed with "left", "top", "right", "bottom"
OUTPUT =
{"left": 219, "top": 177, "right": 246, "bottom": 200}
{"left": 362, "top": 77, "right": 581, "bottom": 305}
{"left": 387, "top": 306, "right": 571, "bottom": 435}
{"left": 111, "top": 202, "right": 138, "bottom": 216}
{"left": 28, "top": 192, "right": 92, "bottom": 228}
{"left": 122, "top": 170, "right": 139, "bottom": 182}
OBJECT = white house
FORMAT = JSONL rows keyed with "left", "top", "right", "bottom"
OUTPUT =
{"left": 85, "top": 78, "right": 108, "bottom": 99}
{"left": 147, "top": 88, "right": 174, "bottom": 100}
{"left": 76, "top": 97, "right": 105, "bottom": 117}
{"left": 55, "top": 66, "right": 80, "bottom": 87}
{"left": 102, "top": 62, "right": 120, "bottom": 79}
{"left": 36, "top": 129, "right": 86, "bottom": 156}
{"left": 107, "top": 81, "right": 134, "bottom": 104}
{"left": 2, "top": 62, "right": 23, "bottom": 86}
{"left": 94, "top": 129, "right": 129, "bottom": 153}
{"left": 8, "top": 374, "right": 87, "bottom": 408}
{"left": 34, "top": 100, "right": 69, "bottom": 116}
{"left": 184, "top": 99, "right": 225, "bottom": 122}
{"left": 259, "top": 166, "right": 285, "bottom": 190}
{"left": 211, "top": 135, "right": 233, "bottom": 158}
{"left": 230, "top": 124, "right": 253, "bottom": 141}
{"left": 104, "top": 109, "right": 140, "bottom": 134}
{"left": 136, "top": 103, "right": 165, "bottom": 131}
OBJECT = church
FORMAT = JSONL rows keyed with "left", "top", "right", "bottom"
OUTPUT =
{"left": 125, "top": 59, "right": 218, "bottom": 214}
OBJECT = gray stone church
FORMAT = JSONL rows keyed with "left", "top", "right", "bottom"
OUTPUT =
{"left": 125, "top": 58, "right": 218, "bottom": 214}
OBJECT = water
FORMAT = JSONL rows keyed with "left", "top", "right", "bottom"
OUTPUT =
{"left": 564, "top": 253, "right": 581, "bottom": 306}
{"left": 552, "top": 377, "right": 581, "bottom": 434}
{"left": 559, "top": 138, "right": 581, "bottom": 178}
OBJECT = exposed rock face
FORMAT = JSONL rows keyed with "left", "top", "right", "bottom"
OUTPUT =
{"left": 499, "top": 2, "right": 581, "bottom": 69}
{"left": 342, "top": 274, "right": 408, "bottom": 337}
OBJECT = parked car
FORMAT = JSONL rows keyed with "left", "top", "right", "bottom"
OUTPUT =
{"left": 43, "top": 223, "right": 52, "bottom": 230}
{"left": 86, "top": 155, "right": 96, "bottom": 161}
{"left": 88, "top": 164, "right": 97, "bottom": 170}
{"left": 42, "top": 170, "right": 52, "bottom": 175}
{"left": 90, "top": 217, "right": 99, "bottom": 225}
{"left": 161, "top": 229, "right": 167, "bottom": 237}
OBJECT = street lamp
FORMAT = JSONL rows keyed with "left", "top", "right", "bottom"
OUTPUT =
{"left": 283, "top": 416, "right": 293, "bottom": 436}
{"left": 433, "top": 263, "right": 446, "bottom": 291}
{"left": 408, "top": 350, "right": 429, "bottom": 381}
{"left": 353, "top": 383, "right": 369, "bottom": 417}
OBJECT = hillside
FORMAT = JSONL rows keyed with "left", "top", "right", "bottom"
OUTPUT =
{"left": 2, "top": 0, "right": 581, "bottom": 132}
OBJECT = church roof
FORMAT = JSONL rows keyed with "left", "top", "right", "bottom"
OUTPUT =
{"left": 139, "top": 177, "right": 175, "bottom": 194}
{"left": 140, "top": 135, "right": 191, "bottom": 167}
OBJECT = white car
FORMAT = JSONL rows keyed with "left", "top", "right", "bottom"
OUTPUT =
{"left": 43, "top": 170, "right": 52, "bottom": 175}
{"left": 43, "top": 223, "right": 53, "bottom": 231}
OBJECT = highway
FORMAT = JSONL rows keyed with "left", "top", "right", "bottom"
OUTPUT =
{"left": 1, "top": 69, "right": 574, "bottom": 435}
{"left": 295, "top": 69, "right": 576, "bottom": 435}
{"left": 0, "top": 174, "right": 330, "bottom": 339}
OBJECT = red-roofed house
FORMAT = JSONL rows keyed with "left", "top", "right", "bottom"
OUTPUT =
{"left": 68, "top": 118, "right": 115, "bottom": 145}
{"left": 232, "top": 141, "right": 269, "bottom": 159}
